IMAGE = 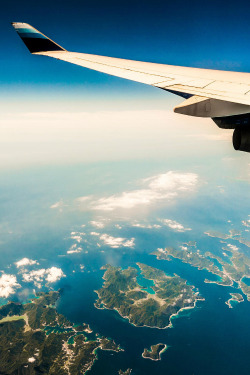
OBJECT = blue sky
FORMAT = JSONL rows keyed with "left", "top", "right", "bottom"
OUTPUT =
{"left": 1, "top": 0, "right": 250, "bottom": 167}
{"left": 3, "top": 0, "right": 250, "bottom": 101}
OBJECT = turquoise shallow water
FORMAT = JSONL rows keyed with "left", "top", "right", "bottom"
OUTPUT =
{"left": 242, "top": 277, "right": 250, "bottom": 286}
{"left": 136, "top": 266, "right": 155, "bottom": 294}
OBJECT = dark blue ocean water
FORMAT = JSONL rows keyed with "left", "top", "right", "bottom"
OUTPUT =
{"left": 55, "top": 246, "right": 250, "bottom": 375}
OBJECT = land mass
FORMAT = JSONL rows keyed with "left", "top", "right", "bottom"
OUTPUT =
{"left": 152, "top": 244, "right": 250, "bottom": 301}
{"left": 142, "top": 343, "right": 167, "bottom": 361}
{"left": 0, "top": 290, "right": 122, "bottom": 375}
{"left": 95, "top": 263, "right": 203, "bottom": 329}
{"left": 225, "top": 293, "right": 244, "bottom": 308}
{"left": 205, "top": 229, "right": 250, "bottom": 249}
{"left": 118, "top": 369, "right": 132, "bottom": 375}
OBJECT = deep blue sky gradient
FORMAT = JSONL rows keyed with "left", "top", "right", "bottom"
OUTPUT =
{"left": 2, "top": 0, "right": 250, "bottom": 106}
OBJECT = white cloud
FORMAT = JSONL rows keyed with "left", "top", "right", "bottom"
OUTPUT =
{"left": 90, "top": 220, "right": 105, "bottom": 228}
{"left": 161, "top": 219, "right": 191, "bottom": 232}
{"left": 90, "top": 232, "right": 100, "bottom": 236}
{"left": 0, "top": 274, "right": 21, "bottom": 298}
{"left": 71, "top": 235, "right": 83, "bottom": 243}
{"left": 50, "top": 200, "right": 64, "bottom": 209}
{"left": 70, "top": 231, "right": 85, "bottom": 244}
{"left": 46, "top": 267, "right": 65, "bottom": 283}
{"left": 145, "top": 172, "right": 198, "bottom": 191}
{"left": 180, "top": 246, "right": 188, "bottom": 250}
{"left": 132, "top": 223, "right": 161, "bottom": 229}
{"left": 67, "top": 244, "right": 82, "bottom": 254}
{"left": 15, "top": 258, "right": 38, "bottom": 268}
{"left": 242, "top": 220, "right": 250, "bottom": 228}
{"left": 227, "top": 243, "right": 239, "bottom": 252}
{"left": 22, "top": 269, "right": 46, "bottom": 287}
{"left": 22, "top": 267, "right": 65, "bottom": 288}
{"left": 100, "top": 234, "right": 135, "bottom": 248}
{"left": 91, "top": 171, "right": 198, "bottom": 211}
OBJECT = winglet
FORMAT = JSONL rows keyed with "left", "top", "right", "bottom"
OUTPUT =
{"left": 11, "top": 22, "right": 66, "bottom": 53}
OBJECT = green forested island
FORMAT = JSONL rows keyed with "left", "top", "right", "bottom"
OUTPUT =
{"left": 142, "top": 343, "right": 167, "bottom": 360}
{"left": 152, "top": 245, "right": 250, "bottom": 300}
{"left": 95, "top": 263, "right": 202, "bottom": 329}
{"left": 0, "top": 290, "right": 122, "bottom": 374}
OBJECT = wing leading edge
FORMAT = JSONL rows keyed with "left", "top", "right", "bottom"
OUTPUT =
{"left": 12, "top": 22, "right": 250, "bottom": 153}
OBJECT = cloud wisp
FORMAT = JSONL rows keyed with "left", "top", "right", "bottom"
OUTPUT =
{"left": 15, "top": 258, "right": 38, "bottom": 268}
{"left": 100, "top": 234, "right": 135, "bottom": 248}
{"left": 67, "top": 244, "right": 83, "bottom": 254}
{"left": 86, "top": 171, "right": 198, "bottom": 212}
{"left": 161, "top": 219, "right": 191, "bottom": 232}
{"left": 50, "top": 171, "right": 199, "bottom": 215}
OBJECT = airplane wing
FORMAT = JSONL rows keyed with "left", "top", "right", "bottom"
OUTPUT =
{"left": 12, "top": 22, "right": 250, "bottom": 153}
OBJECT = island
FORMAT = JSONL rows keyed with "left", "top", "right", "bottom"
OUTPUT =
{"left": 95, "top": 263, "right": 203, "bottom": 329}
{"left": 142, "top": 343, "right": 167, "bottom": 361}
{"left": 118, "top": 369, "right": 132, "bottom": 375}
{"left": 0, "top": 290, "right": 122, "bottom": 375}
{"left": 225, "top": 293, "right": 244, "bottom": 308}
{"left": 152, "top": 244, "right": 250, "bottom": 301}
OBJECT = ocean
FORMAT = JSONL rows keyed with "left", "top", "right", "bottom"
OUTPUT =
{"left": 0, "top": 159, "right": 249, "bottom": 374}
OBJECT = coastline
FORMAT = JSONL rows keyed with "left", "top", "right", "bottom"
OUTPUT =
{"left": 142, "top": 343, "right": 168, "bottom": 361}
{"left": 94, "top": 289, "right": 204, "bottom": 330}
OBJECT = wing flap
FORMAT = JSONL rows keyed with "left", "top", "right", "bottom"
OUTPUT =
{"left": 174, "top": 95, "right": 250, "bottom": 117}
{"left": 158, "top": 83, "right": 250, "bottom": 106}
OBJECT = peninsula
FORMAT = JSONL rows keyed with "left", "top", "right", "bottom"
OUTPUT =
{"left": 0, "top": 290, "right": 122, "bottom": 374}
{"left": 225, "top": 293, "right": 244, "bottom": 308}
{"left": 152, "top": 244, "right": 250, "bottom": 301}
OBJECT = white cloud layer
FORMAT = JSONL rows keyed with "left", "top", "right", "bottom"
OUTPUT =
{"left": 100, "top": 234, "right": 135, "bottom": 248}
{"left": 0, "top": 274, "right": 21, "bottom": 298}
{"left": 15, "top": 258, "right": 38, "bottom": 268}
{"left": 90, "top": 171, "right": 198, "bottom": 211}
{"left": 22, "top": 267, "right": 65, "bottom": 288}
{"left": 0, "top": 109, "right": 220, "bottom": 168}
{"left": 161, "top": 219, "right": 191, "bottom": 232}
